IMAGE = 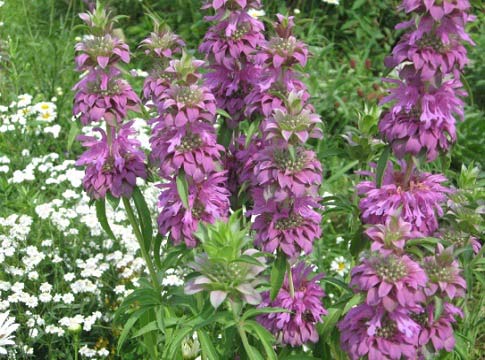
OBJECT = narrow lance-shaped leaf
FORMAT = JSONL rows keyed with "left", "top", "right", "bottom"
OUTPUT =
{"left": 376, "top": 146, "right": 390, "bottom": 188}
{"left": 95, "top": 198, "right": 117, "bottom": 242}
{"left": 132, "top": 186, "right": 153, "bottom": 253}
{"left": 270, "top": 253, "right": 286, "bottom": 301}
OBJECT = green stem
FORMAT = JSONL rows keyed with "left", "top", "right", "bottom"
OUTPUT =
{"left": 403, "top": 155, "right": 414, "bottom": 187}
{"left": 122, "top": 197, "right": 160, "bottom": 293}
{"left": 286, "top": 260, "right": 295, "bottom": 299}
{"left": 74, "top": 333, "right": 79, "bottom": 360}
{"left": 230, "top": 301, "right": 253, "bottom": 358}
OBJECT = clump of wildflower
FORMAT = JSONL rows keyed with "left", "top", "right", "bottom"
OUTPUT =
{"left": 357, "top": 161, "right": 451, "bottom": 235}
{"left": 258, "top": 263, "right": 327, "bottom": 347}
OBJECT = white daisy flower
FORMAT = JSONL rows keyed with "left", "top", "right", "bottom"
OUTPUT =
{"left": 37, "top": 111, "right": 56, "bottom": 123}
{"left": 16, "top": 94, "right": 33, "bottom": 108}
{"left": 33, "top": 101, "right": 56, "bottom": 114}
{"left": 330, "top": 256, "right": 350, "bottom": 276}
{"left": 247, "top": 8, "right": 265, "bottom": 18}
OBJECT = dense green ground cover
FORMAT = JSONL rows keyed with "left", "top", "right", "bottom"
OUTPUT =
{"left": 0, "top": 0, "right": 483, "bottom": 359}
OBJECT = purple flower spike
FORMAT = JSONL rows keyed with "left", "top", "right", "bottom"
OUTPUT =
{"left": 150, "top": 123, "right": 224, "bottom": 181}
{"left": 73, "top": 69, "right": 140, "bottom": 126}
{"left": 76, "top": 122, "right": 146, "bottom": 199}
{"left": 339, "top": 304, "right": 419, "bottom": 360}
{"left": 253, "top": 146, "right": 322, "bottom": 201}
{"left": 350, "top": 253, "right": 427, "bottom": 312}
{"left": 157, "top": 172, "right": 230, "bottom": 248}
{"left": 357, "top": 161, "right": 451, "bottom": 235}
{"left": 258, "top": 263, "right": 327, "bottom": 347}
{"left": 251, "top": 197, "right": 322, "bottom": 258}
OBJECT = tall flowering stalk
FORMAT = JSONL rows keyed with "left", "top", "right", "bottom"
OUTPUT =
{"left": 244, "top": 15, "right": 327, "bottom": 347}
{"left": 142, "top": 30, "right": 230, "bottom": 248}
{"left": 340, "top": 0, "right": 474, "bottom": 358}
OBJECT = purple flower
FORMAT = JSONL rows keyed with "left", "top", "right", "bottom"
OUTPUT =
{"left": 357, "top": 161, "right": 451, "bottom": 235}
{"left": 258, "top": 262, "right": 327, "bottom": 347}
{"left": 381, "top": 67, "right": 466, "bottom": 126}
{"left": 73, "top": 69, "right": 140, "bottom": 126}
{"left": 157, "top": 172, "right": 230, "bottom": 247}
{"left": 75, "top": 34, "right": 130, "bottom": 70}
{"left": 202, "top": 0, "right": 262, "bottom": 13}
{"left": 142, "top": 66, "right": 174, "bottom": 106}
{"left": 366, "top": 216, "right": 422, "bottom": 256}
{"left": 422, "top": 244, "right": 466, "bottom": 299}
{"left": 150, "top": 122, "right": 224, "bottom": 181}
{"left": 339, "top": 304, "right": 419, "bottom": 360}
{"left": 400, "top": 0, "right": 471, "bottom": 20}
{"left": 379, "top": 109, "right": 457, "bottom": 162}
{"left": 385, "top": 16, "right": 470, "bottom": 79}
{"left": 350, "top": 253, "right": 427, "bottom": 312}
{"left": 252, "top": 145, "right": 322, "bottom": 201}
{"left": 157, "top": 84, "right": 217, "bottom": 127}
{"left": 76, "top": 122, "right": 146, "bottom": 199}
{"left": 251, "top": 197, "right": 322, "bottom": 258}
{"left": 415, "top": 302, "right": 463, "bottom": 352}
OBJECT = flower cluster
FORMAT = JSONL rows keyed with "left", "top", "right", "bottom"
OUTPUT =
{"left": 200, "top": 0, "right": 265, "bottom": 126}
{"left": 258, "top": 263, "right": 327, "bottom": 347}
{"left": 73, "top": 6, "right": 145, "bottom": 199}
{"left": 379, "top": 0, "right": 474, "bottom": 161}
{"left": 343, "top": 1, "right": 473, "bottom": 357}
{"left": 141, "top": 30, "right": 230, "bottom": 247}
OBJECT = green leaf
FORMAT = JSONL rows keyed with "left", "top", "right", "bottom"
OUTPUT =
{"left": 216, "top": 108, "right": 231, "bottom": 119}
{"left": 165, "top": 326, "right": 194, "bottom": 359}
{"left": 242, "top": 307, "right": 289, "bottom": 321}
{"left": 270, "top": 253, "right": 286, "bottom": 301}
{"left": 132, "top": 186, "right": 153, "bottom": 253}
{"left": 67, "top": 121, "right": 79, "bottom": 152}
{"left": 318, "top": 308, "right": 343, "bottom": 337}
{"left": 95, "top": 198, "right": 117, "bottom": 242}
{"left": 244, "top": 320, "right": 277, "bottom": 360}
{"left": 321, "top": 278, "right": 352, "bottom": 293}
{"left": 117, "top": 308, "right": 147, "bottom": 352}
{"left": 176, "top": 174, "right": 189, "bottom": 209}
{"left": 376, "top": 146, "right": 390, "bottom": 188}
{"left": 197, "top": 330, "right": 220, "bottom": 360}
{"left": 232, "top": 255, "right": 264, "bottom": 267}
{"left": 106, "top": 192, "right": 120, "bottom": 210}
{"left": 132, "top": 320, "right": 158, "bottom": 338}
{"left": 153, "top": 234, "right": 164, "bottom": 270}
